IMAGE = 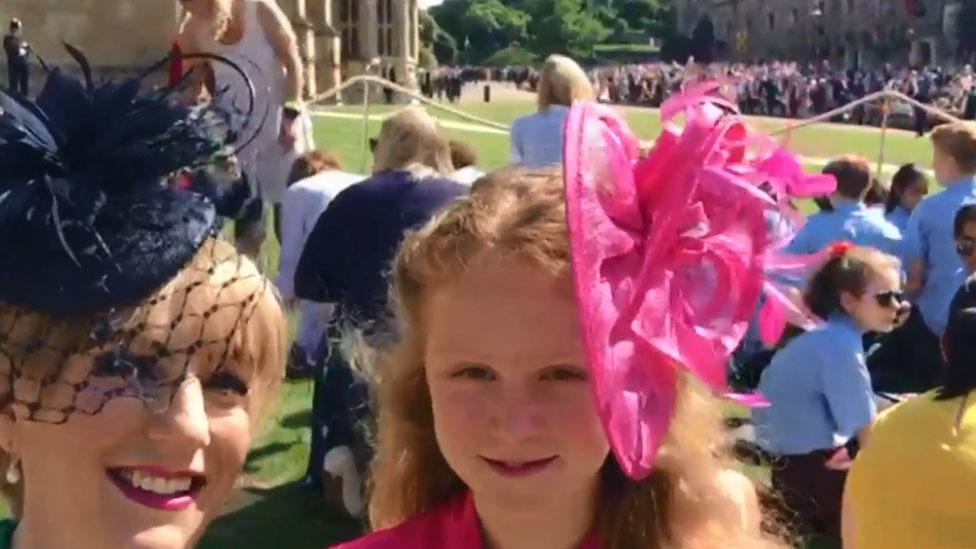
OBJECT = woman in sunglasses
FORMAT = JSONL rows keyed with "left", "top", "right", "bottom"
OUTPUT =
{"left": 753, "top": 243, "right": 907, "bottom": 539}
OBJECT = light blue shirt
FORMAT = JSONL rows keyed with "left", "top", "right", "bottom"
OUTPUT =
{"left": 785, "top": 202, "right": 903, "bottom": 256}
{"left": 902, "top": 177, "right": 976, "bottom": 335}
{"left": 886, "top": 206, "right": 912, "bottom": 234}
{"left": 509, "top": 105, "right": 569, "bottom": 168}
{"left": 754, "top": 315, "right": 877, "bottom": 455}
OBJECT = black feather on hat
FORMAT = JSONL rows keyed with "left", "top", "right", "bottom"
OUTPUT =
{"left": 0, "top": 45, "right": 242, "bottom": 317}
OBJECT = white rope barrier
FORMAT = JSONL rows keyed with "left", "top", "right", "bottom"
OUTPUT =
{"left": 877, "top": 96, "right": 892, "bottom": 182}
{"left": 308, "top": 76, "right": 965, "bottom": 177}
{"left": 308, "top": 74, "right": 510, "bottom": 132}
{"left": 771, "top": 88, "right": 963, "bottom": 137}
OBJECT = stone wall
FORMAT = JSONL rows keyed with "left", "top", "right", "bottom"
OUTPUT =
{"left": 1, "top": 0, "right": 180, "bottom": 69}
{"left": 0, "top": 0, "right": 420, "bottom": 101}
{"left": 674, "top": 0, "right": 958, "bottom": 67}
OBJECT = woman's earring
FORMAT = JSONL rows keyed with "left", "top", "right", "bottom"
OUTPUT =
{"left": 5, "top": 456, "right": 20, "bottom": 484}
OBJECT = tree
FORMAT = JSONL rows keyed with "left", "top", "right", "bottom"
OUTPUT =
{"left": 956, "top": 2, "right": 976, "bottom": 60}
{"left": 430, "top": 0, "right": 674, "bottom": 65}
{"left": 460, "top": 0, "right": 532, "bottom": 63}
{"left": 421, "top": 9, "right": 460, "bottom": 64}
{"left": 530, "top": 0, "right": 610, "bottom": 58}
{"left": 429, "top": 0, "right": 473, "bottom": 51}
{"left": 483, "top": 45, "right": 538, "bottom": 66}
{"left": 656, "top": 3, "right": 688, "bottom": 62}
{"left": 689, "top": 15, "right": 716, "bottom": 63}
{"left": 616, "top": 0, "right": 664, "bottom": 33}
{"left": 593, "top": 5, "right": 628, "bottom": 41}
{"left": 431, "top": 0, "right": 531, "bottom": 64}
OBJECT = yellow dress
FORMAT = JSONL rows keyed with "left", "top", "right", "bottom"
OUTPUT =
{"left": 847, "top": 391, "right": 976, "bottom": 549}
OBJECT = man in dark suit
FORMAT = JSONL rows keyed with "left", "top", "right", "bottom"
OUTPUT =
{"left": 4, "top": 18, "right": 30, "bottom": 96}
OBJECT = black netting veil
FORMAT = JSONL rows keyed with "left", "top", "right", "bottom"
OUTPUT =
{"left": 0, "top": 45, "right": 276, "bottom": 422}
{"left": 0, "top": 239, "right": 272, "bottom": 424}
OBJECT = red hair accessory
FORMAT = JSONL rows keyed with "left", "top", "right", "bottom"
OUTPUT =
{"left": 829, "top": 241, "right": 854, "bottom": 257}
{"left": 168, "top": 42, "right": 184, "bottom": 87}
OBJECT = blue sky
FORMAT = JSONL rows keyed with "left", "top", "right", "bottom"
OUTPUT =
{"left": 420, "top": 0, "right": 444, "bottom": 7}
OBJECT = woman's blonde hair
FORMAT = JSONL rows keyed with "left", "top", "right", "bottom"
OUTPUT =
{"left": 367, "top": 168, "right": 787, "bottom": 548}
{"left": 0, "top": 238, "right": 286, "bottom": 516}
{"left": 372, "top": 108, "right": 453, "bottom": 177}
{"left": 537, "top": 55, "right": 595, "bottom": 112}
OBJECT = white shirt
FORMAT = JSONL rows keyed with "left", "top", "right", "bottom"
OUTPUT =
{"left": 276, "top": 170, "right": 364, "bottom": 354}
{"left": 452, "top": 166, "right": 485, "bottom": 185}
{"left": 192, "top": 0, "right": 314, "bottom": 204}
{"left": 509, "top": 105, "right": 570, "bottom": 168}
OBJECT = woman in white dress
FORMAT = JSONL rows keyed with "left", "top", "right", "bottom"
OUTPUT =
{"left": 509, "top": 54, "right": 594, "bottom": 168}
{"left": 177, "top": 0, "right": 314, "bottom": 250}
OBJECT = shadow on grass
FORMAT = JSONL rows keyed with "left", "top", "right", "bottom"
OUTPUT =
{"left": 199, "top": 481, "right": 363, "bottom": 549}
{"left": 243, "top": 440, "right": 303, "bottom": 474}
{"left": 280, "top": 409, "right": 313, "bottom": 430}
{"left": 804, "top": 535, "right": 842, "bottom": 549}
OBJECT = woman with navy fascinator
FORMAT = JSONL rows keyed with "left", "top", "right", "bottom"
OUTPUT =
{"left": 0, "top": 46, "right": 286, "bottom": 549}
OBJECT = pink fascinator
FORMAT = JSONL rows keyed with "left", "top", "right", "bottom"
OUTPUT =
{"left": 562, "top": 84, "right": 833, "bottom": 480}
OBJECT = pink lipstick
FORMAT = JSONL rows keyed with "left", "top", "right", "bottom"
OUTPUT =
{"left": 106, "top": 466, "right": 205, "bottom": 511}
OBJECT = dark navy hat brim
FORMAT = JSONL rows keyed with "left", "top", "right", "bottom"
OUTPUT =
{"left": 0, "top": 184, "right": 216, "bottom": 318}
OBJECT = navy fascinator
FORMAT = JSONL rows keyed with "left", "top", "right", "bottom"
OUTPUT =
{"left": 0, "top": 46, "right": 252, "bottom": 317}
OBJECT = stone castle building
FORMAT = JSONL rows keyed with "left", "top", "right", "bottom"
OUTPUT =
{"left": 673, "top": 0, "right": 963, "bottom": 68}
{"left": 1, "top": 0, "right": 419, "bottom": 99}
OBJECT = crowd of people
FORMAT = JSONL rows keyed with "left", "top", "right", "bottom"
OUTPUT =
{"left": 0, "top": 1, "right": 975, "bottom": 548}
{"left": 481, "top": 60, "right": 976, "bottom": 134}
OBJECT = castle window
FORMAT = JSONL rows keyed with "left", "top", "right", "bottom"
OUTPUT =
{"left": 378, "top": 0, "right": 395, "bottom": 56}
{"left": 338, "top": 0, "right": 360, "bottom": 59}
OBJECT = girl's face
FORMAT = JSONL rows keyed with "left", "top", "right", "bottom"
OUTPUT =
{"left": 0, "top": 334, "right": 258, "bottom": 548}
{"left": 955, "top": 220, "right": 976, "bottom": 274}
{"left": 424, "top": 253, "right": 609, "bottom": 515}
{"left": 841, "top": 265, "right": 906, "bottom": 333}
{"left": 900, "top": 179, "right": 928, "bottom": 211}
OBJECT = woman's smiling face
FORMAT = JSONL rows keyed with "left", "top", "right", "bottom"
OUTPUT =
{"left": 6, "top": 367, "right": 254, "bottom": 549}
{"left": 0, "top": 241, "right": 284, "bottom": 549}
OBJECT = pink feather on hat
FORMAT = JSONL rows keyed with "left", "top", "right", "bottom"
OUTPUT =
{"left": 562, "top": 86, "right": 832, "bottom": 480}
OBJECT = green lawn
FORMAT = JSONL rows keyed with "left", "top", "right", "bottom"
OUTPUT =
{"left": 198, "top": 381, "right": 361, "bottom": 548}
{"left": 319, "top": 97, "right": 935, "bottom": 175}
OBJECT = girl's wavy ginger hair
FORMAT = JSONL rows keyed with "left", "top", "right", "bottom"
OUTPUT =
{"left": 367, "top": 168, "right": 787, "bottom": 548}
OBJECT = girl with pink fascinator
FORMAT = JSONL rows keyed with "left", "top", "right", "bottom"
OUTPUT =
{"left": 329, "top": 83, "right": 832, "bottom": 549}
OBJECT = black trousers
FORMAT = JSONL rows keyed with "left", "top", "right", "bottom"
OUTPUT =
{"left": 771, "top": 448, "right": 847, "bottom": 538}
{"left": 866, "top": 307, "right": 946, "bottom": 393}
{"left": 7, "top": 59, "right": 27, "bottom": 96}
{"left": 913, "top": 105, "right": 928, "bottom": 137}
{"left": 303, "top": 325, "right": 372, "bottom": 489}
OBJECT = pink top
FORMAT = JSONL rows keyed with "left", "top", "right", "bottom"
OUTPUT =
{"left": 329, "top": 491, "right": 599, "bottom": 549}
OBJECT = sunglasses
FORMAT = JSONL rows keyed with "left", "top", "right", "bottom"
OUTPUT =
{"left": 957, "top": 238, "right": 976, "bottom": 257}
{"left": 874, "top": 291, "right": 907, "bottom": 308}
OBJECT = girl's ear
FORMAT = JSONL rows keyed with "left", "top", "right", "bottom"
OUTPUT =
{"left": 838, "top": 290, "right": 860, "bottom": 317}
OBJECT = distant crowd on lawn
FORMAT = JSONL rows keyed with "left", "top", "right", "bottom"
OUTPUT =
{"left": 421, "top": 58, "right": 976, "bottom": 134}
